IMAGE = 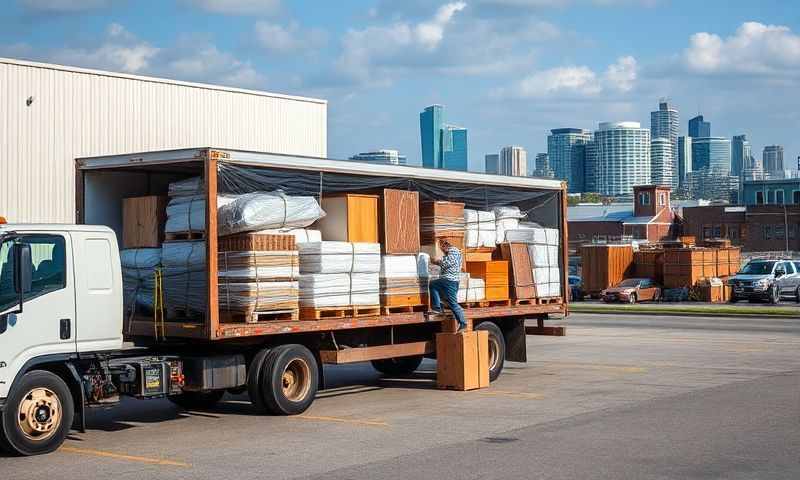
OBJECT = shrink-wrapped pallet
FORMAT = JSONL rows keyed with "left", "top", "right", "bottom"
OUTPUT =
{"left": 464, "top": 210, "right": 496, "bottom": 248}
{"left": 493, "top": 206, "right": 524, "bottom": 244}
{"left": 121, "top": 248, "right": 161, "bottom": 315}
{"left": 379, "top": 255, "right": 427, "bottom": 304}
{"left": 533, "top": 266, "right": 561, "bottom": 298}
{"left": 219, "top": 281, "right": 299, "bottom": 313}
{"left": 297, "top": 242, "right": 381, "bottom": 274}
{"left": 218, "top": 251, "right": 299, "bottom": 281}
{"left": 165, "top": 195, "right": 207, "bottom": 234}
{"left": 168, "top": 177, "right": 204, "bottom": 197}
{"left": 298, "top": 273, "right": 380, "bottom": 307}
{"left": 218, "top": 192, "right": 326, "bottom": 236}
{"left": 162, "top": 241, "right": 207, "bottom": 316}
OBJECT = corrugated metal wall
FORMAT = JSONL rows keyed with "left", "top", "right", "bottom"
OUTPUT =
{"left": 0, "top": 58, "right": 327, "bottom": 223}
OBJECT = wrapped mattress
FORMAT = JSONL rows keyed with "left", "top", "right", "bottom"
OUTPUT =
{"left": 493, "top": 206, "right": 524, "bottom": 243}
{"left": 218, "top": 192, "right": 325, "bottom": 237}
{"left": 121, "top": 248, "right": 161, "bottom": 315}
{"left": 218, "top": 251, "right": 299, "bottom": 281}
{"left": 298, "top": 242, "right": 381, "bottom": 274}
{"left": 299, "top": 273, "right": 380, "bottom": 307}
{"left": 464, "top": 209, "right": 497, "bottom": 248}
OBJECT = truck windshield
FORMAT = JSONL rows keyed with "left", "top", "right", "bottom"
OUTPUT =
{"left": 740, "top": 262, "right": 775, "bottom": 275}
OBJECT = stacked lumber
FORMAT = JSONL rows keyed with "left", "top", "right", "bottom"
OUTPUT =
{"left": 465, "top": 261, "right": 509, "bottom": 302}
{"left": 499, "top": 243, "right": 536, "bottom": 301}
{"left": 317, "top": 194, "right": 379, "bottom": 243}
{"left": 122, "top": 196, "right": 168, "bottom": 248}
{"left": 381, "top": 189, "right": 421, "bottom": 254}
{"left": 420, "top": 200, "right": 465, "bottom": 252}
{"left": 663, "top": 248, "right": 717, "bottom": 288}
{"left": 580, "top": 244, "right": 634, "bottom": 296}
{"left": 379, "top": 255, "right": 428, "bottom": 312}
{"left": 297, "top": 242, "right": 381, "bottom": 319}
{"left": 634, "top": 250, "right": 665, "bottom": 284}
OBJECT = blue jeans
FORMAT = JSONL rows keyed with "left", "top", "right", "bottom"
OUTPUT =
{"left": 429, "top": 278, "right": 466, "bottom": 328}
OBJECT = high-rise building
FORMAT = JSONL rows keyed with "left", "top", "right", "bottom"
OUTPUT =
{"left": 686, "top": 169, "right": 739, "bottom": 202}
{"left": 349, "top": 149, "right": 407, "bottom": 166}
{"left": 763, "top": 145, "right": 784, "bottom": 173}
{"left": 547, "top": 128, "right": 592, "bottom": 193}
{"left": 650, "top": 100, "right": 679, "bottom": 185}
{"left": 677, "top": 136, "right": 692, "bottom": 188}
{"left": 692, "top": 137, "right": 731, "bottom": 173}
{"left": 499, "top": 146, "right": 527, "bottom": 176}
{"left": 533, "top": 153, "right": 554, "bottom": 178}
{"left": 592, "top": 122, "right": 651, "bottom": 197}
{"left": 688, "top": 115, "right": 711, "bottom": 138}
{"left": 651, "top": 137, "right": 676, "bottom": 188}
{"left": 419, "top": 105, "right": 468, "bottom": 171}
{"left": 485, "top": 154, "right": 499, "bottom": 174}
{"left": 584, "top": 141, "right": 598, "bottom": 192}
{"left": 731, "top": 135, "right": 751, "bottom": 177}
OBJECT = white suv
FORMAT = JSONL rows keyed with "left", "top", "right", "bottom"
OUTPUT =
{"left": 729, "top": 260, "right": 800, "bottom": 304}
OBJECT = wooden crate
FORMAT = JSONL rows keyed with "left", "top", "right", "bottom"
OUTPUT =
{"left": 122, "top": 195, "right": 168, "bottom": 248}
{"left": 663, "top": 248, "right": 717, "bottom": 288}
{"left": 580, "top": 245, "right": 634, "bottom": 295}
{"left": 381, "top": 189, "right": 421, "bottom": 254}
{"left": 499, "top": 243, "right": 536, "bottom": 300}
{"left": 218, "top": 233, "right": 295, "bottom": 252}
{"left": 436, "top": 330, "right": 490, "bottom": 391}
{"left": 420, "top": 200, "right": 465, "bottom": 245}
{"left": 634, "top": 250, "right": 665, "bottom": 284}
{"left": 317, "top": 194, "right": 379, "bottom": 243}
{"left": 465, "top": 260, "right": 509, "bottom": 301}
{"left": 716, "top": 246, "right": 741, "bottom": 277}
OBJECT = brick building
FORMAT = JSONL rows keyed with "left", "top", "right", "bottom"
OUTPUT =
{"left": 682, "top": 205, "right": 800, "bottom": 252}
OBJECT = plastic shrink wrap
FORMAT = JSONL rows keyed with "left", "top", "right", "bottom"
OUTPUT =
{"left": 121, "top": 248, "right": 161, "bottom": 315}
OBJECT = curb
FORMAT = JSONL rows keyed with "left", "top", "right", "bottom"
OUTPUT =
{"left": 568, "top": 306, "right": 799, "bottom": 319}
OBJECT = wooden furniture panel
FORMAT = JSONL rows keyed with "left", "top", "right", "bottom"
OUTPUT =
{"left": 499, "top": 243, "right": 536, "bottom": 299}
{"left": 122, "top": 195, "right": 167, "bottom": 248}
{"left": 381, "top": 189, "right": 420, "bottom": 254}
{"left": 318, "top": 194, "right": 379, "bottom": 243}
{"left": 465, "top": 260, "right": 510, "bottom": 301}
{"left": 436, "top": 330, "right": 489, "bottom": 391}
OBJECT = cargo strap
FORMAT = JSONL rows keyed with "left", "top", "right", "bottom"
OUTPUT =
{"left": 153, "top": 267, "right": 166, "bottom": 341}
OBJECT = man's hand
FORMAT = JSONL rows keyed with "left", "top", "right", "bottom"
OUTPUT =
{"left": 431, "top": 258, "right": 441, "bottom": 266}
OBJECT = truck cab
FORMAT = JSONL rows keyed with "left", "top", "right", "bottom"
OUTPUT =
{"left": 0, "top": 224, "right": 124, "bottom": 454}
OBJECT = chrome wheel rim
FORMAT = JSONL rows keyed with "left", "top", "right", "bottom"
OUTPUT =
{"left": 17, "top": 387, "right": 61, "bottom": 442}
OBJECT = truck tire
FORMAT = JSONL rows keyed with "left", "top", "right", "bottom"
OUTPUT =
{"left": 371, "top": 356, "right": 423, "bottom": 376}
{"left": 0, "top": 370, "right": 74, "bottom": 456}
{"left": 169, "top": 390, "right": 225, "bottom": 410}
{"left": 247, "top": 347, "right": 272, "bottom": 413}
{"left": 475, "top": 322, "right": 505, "bottom": 382}
{"left": 260, "top": 345, "right": 318, "bottom": 415}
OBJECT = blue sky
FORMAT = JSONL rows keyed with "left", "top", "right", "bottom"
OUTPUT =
{"left": 2, "top": 0, "right": 800, "bottom": 172}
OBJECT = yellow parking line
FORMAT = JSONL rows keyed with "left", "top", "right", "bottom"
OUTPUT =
{"left": 293, "top": 415, "right": 389, "bottom": 428}
{"left": 478, "top": 390, "right": 544, "bottom": 400}
{"left": 60, "top": 446, "right": 191, "bottom": 468}
{"left": 535, "top": 362, "right": 647, "bottom": 373}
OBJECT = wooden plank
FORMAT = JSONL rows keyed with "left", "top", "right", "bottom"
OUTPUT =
{"left": 382, "top": 189, "right": 420, "bottom": 254}
{"left": 206, "top": 152, "right": 219, "bottom": 340}
{"left": 122, "top": 195, "right": 167, "bottom": 248}
{"left": 320, "top": 341, "right": 434, "bottom": 364}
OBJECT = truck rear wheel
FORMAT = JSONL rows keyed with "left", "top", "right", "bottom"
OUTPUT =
{"left": 475, "top": 322, "right": 505, "bottom": 382}
{"left": 247, "top": 347, "right": 272, "bottom": 413}
{"left": 0, "top": 370, "right": 74, "bottom": 456}
{"left": 169, "top": 390, "right": 225, "bottom": 410}
{"left": 371, "top": 356, "right": 423, "bottom": 376}
{"left": 260, "top": 345, "right": 318, "bottom": 415}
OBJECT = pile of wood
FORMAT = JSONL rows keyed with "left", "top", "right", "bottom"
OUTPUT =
{"left": 663, "top": 248, "right": 717, "bottom": 288}
{"left": 634, "top": 249, "right": 665, "bottom": 284}
{"left": 580, "top": 244, "right": 634, "bottom": 296}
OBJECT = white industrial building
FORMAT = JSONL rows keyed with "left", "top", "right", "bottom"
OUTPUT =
{"left": 0, "top": 57, "right": 327, "bottom": 223}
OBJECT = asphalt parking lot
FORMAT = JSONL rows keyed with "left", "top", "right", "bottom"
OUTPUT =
{"left": 3, "top": 312, "right": 799, "bottom": 479}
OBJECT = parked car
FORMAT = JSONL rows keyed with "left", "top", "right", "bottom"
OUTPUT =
{"left": 602, "top": 278, "right": 661, "bottom": 304}
{"left": 568, "top": 275, "right": 584, "bottom": 301}
{"left": 729, "top": 260, "right": 800, "bottom": 303}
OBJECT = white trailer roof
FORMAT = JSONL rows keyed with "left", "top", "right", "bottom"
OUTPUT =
{"left": 77, "top": 148, "right": 566, "bottom": 191}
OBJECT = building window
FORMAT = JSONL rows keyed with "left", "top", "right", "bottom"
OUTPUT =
{"left": 756, "top": 191, "right": 765, "bottom": 205}
{"left": 639, "top": 192, "right": 651, "bottom": 206}
{"left": 793, "top": 190, "right": 800, "bottom": 205}
{"left": 713, "top": 225, "right": 722, "bottom": 238}
{"left": 768, "top": 190, "right": 775, "bottom": 204}
{"left": 703, "top": 225, "right": 713, "bottom": 239}
{"left": 727, "top": 225, "right": 739, "bottom": 241}
{"left": 776, "top": 190, "right": 785, "bottom": 205}
{"left": 763, "top": 225, "right": 772, "bottom": 240}
{"left": 775, "top": 225, "right": 785, "bottom": 240}
{"left": 659, "top": 193, "right": 666, "bottom": 206}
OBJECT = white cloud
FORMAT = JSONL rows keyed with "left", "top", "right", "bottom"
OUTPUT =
{"left": 52, "top": 23, "right": 158, "bottom": 73}
{"left": 19, "top": 0, "right": 113, "bottom": 11}
{"left": 685, "top": 22, "right": 800, "bottom": 76}
{"left": 415, "top": 1, "right": 466, "bottom": 50}
{"left": 253, "top": 21, "right": 326, "bottom": 54}
{"left": 181, "top": 0, "right": 280, "bottom": 15}
{"left": 500, "top": 56, "right": 637, "bottom": 99}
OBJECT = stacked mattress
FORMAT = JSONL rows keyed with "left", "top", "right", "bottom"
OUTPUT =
{"left": 298, "top": 242, "right": 380, "bottom": 308}
{"left": 379, "top": 255, "right": 428, "bottom": 305}
{"left": 218, "top": 251, "right": 299, "bottom": 314}
{"left": 464, "top": 209, "right": 497, "bottom": 248}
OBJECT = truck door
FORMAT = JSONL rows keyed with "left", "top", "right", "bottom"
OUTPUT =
{"left": 0, "top": 234, "right": 77, "bottom": 391}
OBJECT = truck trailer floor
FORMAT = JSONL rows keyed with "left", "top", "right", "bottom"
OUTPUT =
{"left": 3, "top": 313, "right": 799, "bottom": 480}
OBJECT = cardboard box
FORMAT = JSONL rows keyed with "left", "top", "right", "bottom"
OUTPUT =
{"left": 122, "top": 195, "right": 167, "bottom": 248}
{"left": 436, "top": 330, "right": 489, "bottom": 391}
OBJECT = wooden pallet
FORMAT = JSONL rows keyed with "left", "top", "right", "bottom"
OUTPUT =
{"left": 511, "top": 298, "right": 535, "bottom": 306}
{"left": 220, "top": 309, "right": 299, "bottom": 324}
{"left": 300, "top": 305, "right": 381, "bottom": 321}
{"left": 535, "top": 296, "right": 562, "bottom": 305}
{"left": 165, "top": 231, "right": 205, "bottom": 241}
{"left": 463, "top": 301, "right": 490, "bottom": 308}
{"left": 380, "top": 304, "right": 428, "bottom": 315}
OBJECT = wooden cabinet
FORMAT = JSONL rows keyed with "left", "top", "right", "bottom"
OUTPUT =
{"left": 436, "top": 330, "right": 489, "bottom": 391}
{"left": 122, "top": 195, "right": 167, "bottom": 248}
{"left": 381, "top": 189, "right": 420, "bottom": 254}
{"left": 465, "top": 260, "right": 509, "bottom": 301}
{"left": 317, "top": 194, "right": 379, "bottom": 243}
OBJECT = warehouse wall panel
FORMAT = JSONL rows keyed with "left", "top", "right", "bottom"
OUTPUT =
{"left": 0, "top": 58, "right": 327, "bottom": 223}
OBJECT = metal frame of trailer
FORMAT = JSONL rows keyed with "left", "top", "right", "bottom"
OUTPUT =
{"left": 75, "top": 147, "right": 569, "bottom": 343}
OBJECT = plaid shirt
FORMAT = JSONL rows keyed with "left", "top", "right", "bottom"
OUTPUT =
{"left": 439, "top": 246, "right": 462, "bottom": 282}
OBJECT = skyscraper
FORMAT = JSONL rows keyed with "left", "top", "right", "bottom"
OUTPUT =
{"left": 419, "top": 105, "right": 468, "bottom": 171}
{"left": 692, "top": 137, "right": 731, "bottom": 173}
{"left": 651, "top": 137, "right": 676, "bottom": 188}
{"left": 349, "top": 149, "right": 407, "bottom": 165}
{"left": 650, "top": 100, "right": 679, "bottom": 186}
{"left": 677, "top": 136, "right": 692, "bottom": 188}
{"left": 584, "top": 141, "right": 598, "bottom": 192}
{"left": 688, "top": 115, "right": 711, "bottom": 138}
{"left": 762, "top": 145, "right": 784, "bottom": 173}
{"left": 547, "top": 128, "right": 592, "bottom": 193}
{"left": 731, "top": 135, "right": 751, "bottom": 177}
{"left": 592, "top": 122, "right": 651, "bottom": 197}
{"left": 499, "top": 146, "right": 527, "bottom": 176}
{"left": 485, "top": 154, "right": 499, "bottom": 174}
{"left": 533, "top": 153, "right": 554, "bottom": 178}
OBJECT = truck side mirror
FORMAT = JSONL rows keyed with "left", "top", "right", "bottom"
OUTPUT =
{"left": 13, "top": 242, "right": 32, "bottom": 299}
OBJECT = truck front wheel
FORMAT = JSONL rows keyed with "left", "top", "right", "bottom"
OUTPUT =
{"left": 0, "top": 370, "right": 74, "bottom": 456}
{"left": 260, "top": 345, "right": 318, "bottom": 415}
